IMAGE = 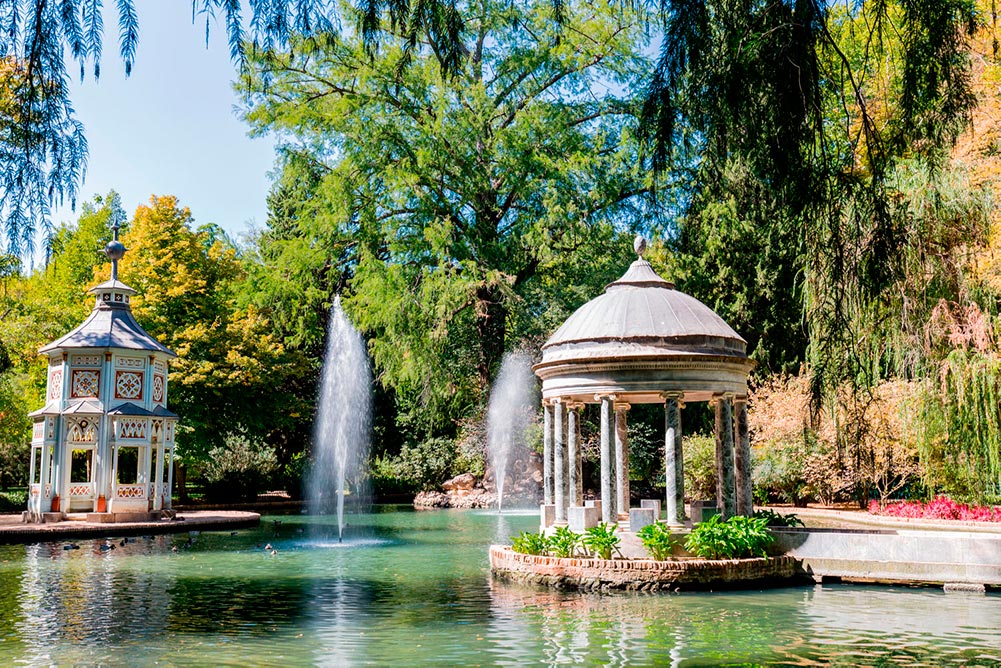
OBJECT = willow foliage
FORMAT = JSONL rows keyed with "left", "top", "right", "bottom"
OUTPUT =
{"left": 918, "top": 349, "right": 1001, "bottom": 503}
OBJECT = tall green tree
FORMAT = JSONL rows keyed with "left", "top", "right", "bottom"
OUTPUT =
{"left": 241, "top": 0, "right": 661, "bottom": 433}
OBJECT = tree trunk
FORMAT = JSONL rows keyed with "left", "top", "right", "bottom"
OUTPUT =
{"left": 177, "top": 462, "right": 189, "bottom": 504}
{"left": 475, "top": 283, "right": 506, "bottom": 389}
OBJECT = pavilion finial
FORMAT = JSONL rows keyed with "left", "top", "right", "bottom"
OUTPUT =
{"left": 104, "top": 222, "right": 127, "bottom": 281}
{"left": 633, "top": 235, "right": 647, "bottom": 259}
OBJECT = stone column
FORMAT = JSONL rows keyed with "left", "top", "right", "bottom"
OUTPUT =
{"left": 153, "top": 434, "right": 165, "bottom": 512}
{"left": 553, "top": 399, "right": 566, "bottom": 525}
{"left": 567, "top": 403, "right": 584, "bottom": 508}
{"left": 598, "top": 394, "right": 616, "bottom": 524}
{"left": 614, "top": 402, "right": 631, "bottom": 521}
{"left": 663, "top": 392, "right": 685, "bottom": 526}
{"left": 713, "top": 393, "right": 736, "bottom": 519}
{"left": 543, "top": 402, "right": 553, "bottom": 506}
{"left": 734, "top": 396, "right": 752, "bottom": 516}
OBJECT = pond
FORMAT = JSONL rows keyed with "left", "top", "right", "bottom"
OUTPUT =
{"left": 0, "top": 507, "right": 999, "bottom": 666}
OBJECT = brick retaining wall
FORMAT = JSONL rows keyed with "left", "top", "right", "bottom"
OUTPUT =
{"left": 489, "top": 546, "right": 802, "bottom": 591}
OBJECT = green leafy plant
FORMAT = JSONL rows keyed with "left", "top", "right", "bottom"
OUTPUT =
{"left": 583, "top": 523, "right": 621, "bottom": 560}
{"left": 511, "top": 531, "right": 550, "bottom": 556}
{"left": 684, "top": 514, "right": 775, "bottom": 559}
{"left": 753, "top": 509, "right": 805, "bottom": 528}
{"left": 549, "top": 526, "right": 583, "bottom": 558}
{"left": 637, "top": 521, "right": 677, "bottom": 561}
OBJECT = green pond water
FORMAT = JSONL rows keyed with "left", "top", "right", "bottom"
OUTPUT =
{"left": 1, "top": 507, "right": 999, "bottom": 666}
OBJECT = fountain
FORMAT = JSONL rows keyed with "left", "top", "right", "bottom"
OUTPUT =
{"left": 486, "top": 351, "right": 536, "bottom": 512}
{"left": 309, "top": 296, "right": 372, "bottom": 540}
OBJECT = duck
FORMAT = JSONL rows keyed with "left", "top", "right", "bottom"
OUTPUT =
{"left": 62, "top": 543, "right": 80, "bottom": 551}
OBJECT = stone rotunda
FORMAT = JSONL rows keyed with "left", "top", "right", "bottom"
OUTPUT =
{"left": 533, "top": 236, "right": 755, "bottom": 530}
{"left": 25, "top": 223, "right": 178, "bottom": 523}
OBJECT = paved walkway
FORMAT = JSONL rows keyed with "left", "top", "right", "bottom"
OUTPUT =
{"left": 0, "top": 510, "right": 260, "bottom": 544}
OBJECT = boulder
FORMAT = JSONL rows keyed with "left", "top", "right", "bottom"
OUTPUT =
{"left": 442, "top": 473, "right": 477, "bottom": 492}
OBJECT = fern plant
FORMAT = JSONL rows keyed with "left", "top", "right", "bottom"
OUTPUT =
{"left": 511, "top": 531, "right": 549, "bottom": 556}
{"left": 637, "top": 521, "right": 677, "bottom": 560}
{"left": 583, "top": 523, "right": 621, "bottom": 560}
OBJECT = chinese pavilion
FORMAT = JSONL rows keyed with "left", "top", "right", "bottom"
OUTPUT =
{"left": 25, "top": 223, "right": 178, "bottom": 522}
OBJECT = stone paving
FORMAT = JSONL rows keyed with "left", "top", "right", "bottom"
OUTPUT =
{"left": 0, "top": 510, "right": 260, "bottom": 544}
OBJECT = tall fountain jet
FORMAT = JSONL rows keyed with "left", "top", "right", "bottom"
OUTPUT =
{"left": 486, "top": 351, "right": 536, "bottom": 512}
{"left": 310, "top": 296, "right": 372, "bottom": 540}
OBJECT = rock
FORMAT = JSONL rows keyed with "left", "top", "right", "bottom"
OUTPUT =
{"left": 442, "top": 473, "right": 477, "bottom": 492}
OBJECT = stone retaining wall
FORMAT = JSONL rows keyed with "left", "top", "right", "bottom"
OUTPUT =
{"left": 489, "top": 546, "right": 801, "bottom": 591}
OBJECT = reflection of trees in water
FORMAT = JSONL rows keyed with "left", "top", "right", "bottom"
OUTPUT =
{"left": 16, "top": 538, "right": 175, "bottom": 664}
{"left": 488, "top": 581, "right": 1001, "bottom": 665}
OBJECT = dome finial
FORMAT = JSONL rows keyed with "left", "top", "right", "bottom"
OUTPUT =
{"left": 633, "top": 234, "right": 647, "bottom": 259}
{"left": 104, "top": 221, "right": 127, "bottom": 281}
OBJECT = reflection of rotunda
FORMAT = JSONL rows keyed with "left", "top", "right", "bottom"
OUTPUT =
{"left": 25, "top": 223, "right": 178, "bottom": 522}
{"left": 534, "top": 236, "right": 755, "bottom": 528}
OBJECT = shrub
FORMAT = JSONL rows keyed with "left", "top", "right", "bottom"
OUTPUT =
{"left": 395, "top": 437, "right": 459, "bottom": 492}
{"left": 583, "top": 523, "right": 621, "bottom": 560}
{"left": 511, "top": 531, "right": 550, "bottom": 555}
{"left": 637, "top": 521, "right": 677, "bottom": 560}
{"left": 202, "top": 433, "right": 278, "bottom": 503}
{"left": 753, "top": 508, "right": 805, "bottom": 528}
{"left": 683, "top": 433, "right": 717, "bottom": 501}
{"left": 684, "top": 514, "right": 774, "bottom": 559}
{"left": 549, "top": 526, "right": 583, "bottom": 558}
{"left": 0, "top": 488, "right": 27, "bottom": 513}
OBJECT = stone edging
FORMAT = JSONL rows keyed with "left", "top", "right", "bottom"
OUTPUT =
{"left": 489, "top": 545, "right": 802, "bottom": 591}
{"left": 0, "top": 511, "right": 261, "bottom": 544}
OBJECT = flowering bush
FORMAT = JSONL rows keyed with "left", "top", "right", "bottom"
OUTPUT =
{"left": 869, "top": 496, "right": 1001, "bottom": 522}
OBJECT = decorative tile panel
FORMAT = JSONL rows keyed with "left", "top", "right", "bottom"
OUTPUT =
{"left": 116, "top": 484, "right": 146, "bottom": 499}
{"left": 69, "top": 483, "right": 94, "bottom": 497}
{"left": 46, "top": 417, "right": 55, "bottom": 439}
{"left": 154, "top": 361, "right": 166, "bottom": 374}
{"left": 115, "top": 371, "right": 143, "bottom": 400}
{"left": 32, "top": 422, "right": 43, "bottom": 440}
{"left": 116, "top": 357, "right": 145, "bottom": 369}
{"left": 70, "top": 370, "right": 100, "bottom": 398}
{"left": 48, "top": 369, "right": 62, "bottom": 400}
{"left": 150, "top": 420, "right": 163, "bottom": 442}
{"left": 152, "top": 374, "right": 165, "bottom": 404}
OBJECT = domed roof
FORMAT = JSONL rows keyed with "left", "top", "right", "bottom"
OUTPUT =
{"left": 540, "top": 253, "right": 746, "bottom": 366}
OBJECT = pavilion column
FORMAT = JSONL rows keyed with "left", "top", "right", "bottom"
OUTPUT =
{"left": 734, "top": 396, "right": 753, "bottom": 516}
{"left": 567, "top": 403, "right": 583, "bottom": 508}
{"left": 39, "top": 440, "right": 52, "bottom": 513}
{"left": 543, "top": 402, "right": 554, "bottom": 506}
{"left": 713, "top": 393, "right": 736, "bottom": 519}
{"left": 553, "top": 399, "right": 567, "bottom": 525}
{"left": 598, "top": 394, "right": 616, "bottom": 524}
{"left": 662, "top": 392, "right": 686, "bottom": 526}
{"left": 614, "top": 402, "right": 631, "bottom": 521}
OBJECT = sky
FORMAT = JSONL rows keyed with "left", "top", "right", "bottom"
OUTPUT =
{"left": 51, "top": 2, "right": 278, "bottom": 244}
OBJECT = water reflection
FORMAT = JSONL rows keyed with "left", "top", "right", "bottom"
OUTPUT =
{"left": 0, "top": 511, "right": 999, "bottom": 666}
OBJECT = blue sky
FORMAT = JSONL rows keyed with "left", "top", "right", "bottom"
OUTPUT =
{"left": 51, "top": 2, "right": 277, "bottom": 243}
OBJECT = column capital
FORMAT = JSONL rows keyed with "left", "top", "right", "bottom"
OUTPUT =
{"left": 566, "top": 400, "right": 586, "bottom": 410}
{"left": 661, "top": 391, "right": 686, "bottom": 408}
{"left": 732, "top": 395, "right": 749, "bottom": 405}
{"left": 614, "top": 401, "right": 631, "bottom": 411}
{"left": 710, "top": 392, "right": 735, "bottom": 404}
{"left": 594, "top": 393, "right": 617, "bottom": 402}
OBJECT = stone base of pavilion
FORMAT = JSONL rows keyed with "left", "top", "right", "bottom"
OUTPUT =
{"left": 489, "top": 546, "right": 802, "bottom": 591}
{"left": 0, "top": 510, "right": 260, "bottom": 544}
